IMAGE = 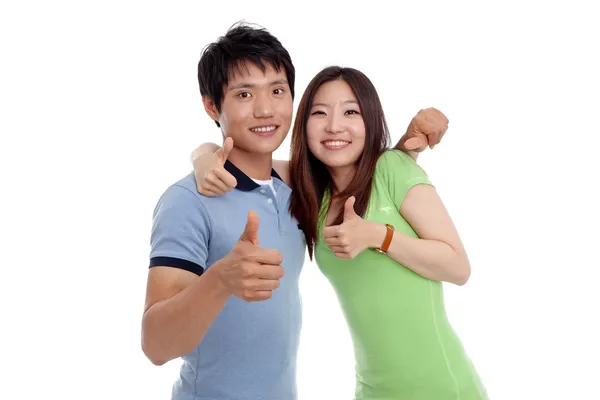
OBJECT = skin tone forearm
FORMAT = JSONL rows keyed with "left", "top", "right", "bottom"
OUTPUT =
{"left": 141, "top": 261, "right": 232, "bottom": 365}
{"left": 190, "top": 142, "right": 221, "bottom": 162}
{"left": 324, "top": 186, "right": 470, "bottom": 286}
{"left": 369, "top": 224, "right": 470, "bottom": 285}
{"left": 393, "top": 139, "right": 419, "bottom": 161}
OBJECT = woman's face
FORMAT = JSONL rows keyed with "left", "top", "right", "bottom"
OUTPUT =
{"left": 306, "top": 79, "right": 366, "bottom": 169}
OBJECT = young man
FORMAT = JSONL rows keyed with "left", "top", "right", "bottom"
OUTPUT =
{"left": 142, "top": 23, "right": 449, "bottom": 400}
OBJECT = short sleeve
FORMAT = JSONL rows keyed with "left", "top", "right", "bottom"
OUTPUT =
{"left": 375, "top": 150, "right": 433, "bottom": 209}
{"left": 149, "top": 184, "right": 211, "bottom": 276}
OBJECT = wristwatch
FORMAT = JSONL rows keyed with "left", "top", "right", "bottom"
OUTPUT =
{"left": 374, "top": 224, "right": 395, "bottom": 254}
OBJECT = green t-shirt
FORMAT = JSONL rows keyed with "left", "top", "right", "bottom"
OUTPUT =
{"left": 316, "top": 150, "right": 488, "bottom": 400}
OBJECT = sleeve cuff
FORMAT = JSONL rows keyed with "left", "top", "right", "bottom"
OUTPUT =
{"left": 149, "top": 256, "right": 205, "bottom": 276}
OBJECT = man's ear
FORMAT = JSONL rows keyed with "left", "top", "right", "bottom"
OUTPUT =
{"left": 202, "top": 96, "right": 219, "bottom": 122}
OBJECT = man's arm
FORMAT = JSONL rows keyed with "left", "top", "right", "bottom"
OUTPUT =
{"left": 142, "top": 263, "right": 231, "bottom": 365}
{"left": 272, "top": 159, "right": 291, "bottom": 186}
{"left": 141, "top": 185, "right": 228, "bottom": 365}
{"left": 190, "top": 137, "right": 291, "bottom": 193}
{"left": 190, "top": 142, "right": 221, "bottom": 164}
{"left": 141, "top": 189, "right": 284, "bottom": 365}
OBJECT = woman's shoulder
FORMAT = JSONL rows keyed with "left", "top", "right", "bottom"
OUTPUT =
{"left": 374, "top": 149, "right": 431, "bottom": 196}
{"left": 376, "top": 149, "right": 423, "bottom": 174}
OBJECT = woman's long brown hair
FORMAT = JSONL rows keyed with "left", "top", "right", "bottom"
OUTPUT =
{"left": 289, "top": 66, "right": 391, "bottom": 259}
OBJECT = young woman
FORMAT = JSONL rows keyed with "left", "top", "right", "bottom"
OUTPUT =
{"left": 195, "top": 67, "right": 487, "bottom": 399}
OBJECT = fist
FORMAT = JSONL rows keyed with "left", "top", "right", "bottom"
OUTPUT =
{"left": 401, "top": 107, "right": 449, "bottom": 152}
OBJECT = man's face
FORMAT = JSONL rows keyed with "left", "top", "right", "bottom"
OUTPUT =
{"left": 206, "top": 62, "right": 293, "bottom": 155}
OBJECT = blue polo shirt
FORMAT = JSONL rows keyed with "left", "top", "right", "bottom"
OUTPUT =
{"left": 149, "top": 161, "right": 306, "bottom": 400}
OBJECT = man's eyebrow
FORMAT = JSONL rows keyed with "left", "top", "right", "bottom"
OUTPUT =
{"left": 311, "top": 100, "right": 359, "bottom": 107}
{"left": 270, "top": 79, "right": 289, "bottom": 86}
{"left": 227, "top": 79, "right": 289, "bottom": 91}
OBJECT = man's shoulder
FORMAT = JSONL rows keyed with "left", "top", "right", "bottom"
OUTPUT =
{"left": 155, "top": 172, "right": 208, "bottom": 212}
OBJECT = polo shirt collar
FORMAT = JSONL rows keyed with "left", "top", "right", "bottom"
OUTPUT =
{"left": 224, "top": 160, "right": 282, "bottom": 192}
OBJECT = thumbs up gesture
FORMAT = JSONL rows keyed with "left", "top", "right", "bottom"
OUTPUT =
{"left": 218, "top": 211, "right": 285, "bottom": 301}
{"left": 322, "top": 196, "right": 380, "bottom": 260}
{"left": 193, "top": 136, "right": 238, "bottom": 196}
{"left": 398, "top": 107, "right": 449, "bottom": 152}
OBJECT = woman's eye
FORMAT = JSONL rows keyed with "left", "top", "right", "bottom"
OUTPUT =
{"left": 345, "top": 110, "right": 360, "bottom": 115}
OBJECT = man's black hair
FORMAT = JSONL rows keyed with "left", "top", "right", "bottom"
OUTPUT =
{"left": 198, "top": 22, "right": 295, "bottom": 127}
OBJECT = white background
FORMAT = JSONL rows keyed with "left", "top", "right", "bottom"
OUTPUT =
{"left": 1, "top": 1, "right": 599, "bottom": 399}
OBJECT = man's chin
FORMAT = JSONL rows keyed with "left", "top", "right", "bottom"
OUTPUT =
{"left": 248, "top": 139, "right": 285, "bottom": 154}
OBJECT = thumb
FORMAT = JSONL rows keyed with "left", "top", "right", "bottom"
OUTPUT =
{"left": 343, "top": 196, "right": 358, "bottom": 221}
{"left": 403, "top": 136, "right": 427, "bottom": 151}
{"left": 241, "top": 210, "right": 260, "bottom": 246}
{"left": 216, "top": 136, "right": 234, "bottom": 164}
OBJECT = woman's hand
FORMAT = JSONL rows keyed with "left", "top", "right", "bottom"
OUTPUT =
{"left": 322, "top": 197, "right": 386, "bottom": 259}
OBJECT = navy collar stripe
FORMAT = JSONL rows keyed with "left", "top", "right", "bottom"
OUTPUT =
{"left": 224, "top": 160, "right": 282, "bottom": 192}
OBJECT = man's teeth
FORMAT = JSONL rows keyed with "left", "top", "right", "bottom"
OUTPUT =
{"left": 251, "top": 126, "right": 276, "bottom": 132}
{"left": 323, "top": 141, "right": 350, "bottom": 146}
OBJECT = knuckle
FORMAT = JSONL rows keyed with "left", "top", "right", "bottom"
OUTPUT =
{"left": 245, "top": 250, "right": 257, "bottom": 262}
{"left": 275, "top": 252, "right": 283, "bottom": 265}
{"left": 240, "top": 263, "right": 253, "bottom": 277}
{"left": 240, "top": 279, "right": 251, "bottom": 289}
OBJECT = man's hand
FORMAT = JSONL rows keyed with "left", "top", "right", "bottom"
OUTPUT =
{"left": 193, "top": 137, "right": 237, "bottom": 196}
{"left": 217, "top": 211, "right": 284, "bottom": 301}
{"left": 396, "top": 108, "right": 449, "bottom": 153}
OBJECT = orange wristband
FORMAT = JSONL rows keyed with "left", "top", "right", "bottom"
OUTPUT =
{"left": 375, "top": 224, "right": 395, "bottom": 254}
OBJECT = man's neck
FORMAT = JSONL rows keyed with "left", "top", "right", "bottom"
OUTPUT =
{"left": 328, "top": 164, "right": 357, "bottom": 195}
{"left": 228, "top": 148, "right": 273, "bottom": 180}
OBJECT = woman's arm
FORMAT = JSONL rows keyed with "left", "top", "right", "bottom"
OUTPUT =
{"left": 370, "top": 184, "right": 470, "bottom": 285}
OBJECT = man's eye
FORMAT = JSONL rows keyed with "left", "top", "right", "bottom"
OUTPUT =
{"left": 273, "top": 88, "right": 284, "bottom": 95}
{"left": 238, "top": 92, "right": 252, "bottom": 98}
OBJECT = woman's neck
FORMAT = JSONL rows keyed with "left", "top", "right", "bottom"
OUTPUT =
{"left": 328, "top": 164, "right": 357, "bottom": 195}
